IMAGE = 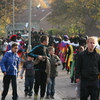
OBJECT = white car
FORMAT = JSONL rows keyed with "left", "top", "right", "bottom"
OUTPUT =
{"left": 21, "top": 34, "right": 29, "bottom": 40}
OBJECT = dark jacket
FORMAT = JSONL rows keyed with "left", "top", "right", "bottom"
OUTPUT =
{"left": 29, "top": 44, "right": 50, "bottom": 71}
{"left": 75, "top": 49, "right": 100, "bottom": 80}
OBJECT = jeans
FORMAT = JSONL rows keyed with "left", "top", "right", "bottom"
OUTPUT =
{"left": 46, "top": 77, "right": 55, "bottom": 97}
{"left": 25, "top": 75, "right": 34, "bottom": 96}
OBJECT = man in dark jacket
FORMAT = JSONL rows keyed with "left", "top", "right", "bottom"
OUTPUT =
{"left": 75, "top": 36, "right": 100, "bottom": 100}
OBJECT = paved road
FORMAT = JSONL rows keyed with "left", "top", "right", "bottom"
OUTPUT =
{"left": 55, "top": 66, "right": 78, "bottom": 100}
{"left": 0, "top": 65, "right": 78, "bottom": 100}
{"left": 0, "top": 55, "right": 99, "bottom": 100}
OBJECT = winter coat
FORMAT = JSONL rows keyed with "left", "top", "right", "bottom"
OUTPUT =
{"left": 1, "top": 50, "right": 20, "bottom": 75}
{"left": 50, "top": 54, "right": 61, "bottom": 77}
{"left": 75, "top": 49, "right": 100, "bottom": 80}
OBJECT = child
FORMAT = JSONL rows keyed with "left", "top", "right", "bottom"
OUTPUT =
{"left": 20, "top": 53, "right": 35, "bottom": 98}
{"left": 1, "top": 43, "right": 20, "bottom": 100}
{"left": 46, "top": 46, "right": 61, "bottom": 99}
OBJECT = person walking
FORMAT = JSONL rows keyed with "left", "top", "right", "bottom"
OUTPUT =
{"left": 29, "top": 35, "right": 50, "bottom": 100}
{"left": 0, "top": 43, "right": 20, "bottom": 100}
{"left": 38, "top": 28, "right": 44, "bottom": 36}
{"left": 75, "top": 36, "right": 100, "bottom": 100}
{"left": 2, "top": 39, "right": 8, "bottom": 55}
{"left": 20, "top": 53, "right": 35, "bottom": 98}
{"left": 46, "top": 46, "right": 61, "bottom": 99}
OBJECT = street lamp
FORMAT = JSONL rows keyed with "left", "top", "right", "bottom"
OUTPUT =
{"left": 28, "top": 0, "right": 32, "bottom": 52}
{"left": 5, "top": 0, "right": 7, "bottom": 38}
{"left": 13, "top": 0, "right": 15, "bottom": 35}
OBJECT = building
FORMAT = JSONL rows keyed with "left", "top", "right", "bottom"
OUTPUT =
{"left": 15, "top": 8, "right": 54, "bottom": 32}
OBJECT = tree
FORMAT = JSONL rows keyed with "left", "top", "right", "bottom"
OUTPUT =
{"left": 0, "top": 0, "right": 28, "bottom": 36}
{"left": 48, "top": 0, "right": 55, "bottom": 4}
{"left": 32, "top": 0, "right": 48, "bottom": 8}
{"left": 0, "top": 0, "right": 28, "bottom": 19}
{"left": 48, "top": 0, "right": 100, "bottom": 36}
{"left": 0, "top": 0, "right": 48, "bottom": 36}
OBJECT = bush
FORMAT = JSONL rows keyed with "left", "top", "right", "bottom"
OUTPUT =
{"left": 48, "top": 28, "right": 59, "bottom": 36}
{"left": 47, "top": 24, "right": 85, "bottom": 37}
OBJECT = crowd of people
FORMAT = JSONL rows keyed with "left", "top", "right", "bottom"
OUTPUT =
{"left": 0, "top": 28, "right": 100, "bottom": 100}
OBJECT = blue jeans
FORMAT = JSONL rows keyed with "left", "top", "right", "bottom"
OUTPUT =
{"left": 25, "top": 75, "right": 34, "bottom": 96}
{"left": 46, "top": 77, "right": 55, "bottom": 97}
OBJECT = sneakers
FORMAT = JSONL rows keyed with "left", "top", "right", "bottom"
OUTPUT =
{"left": 29, "top": 96, "right": 32, "bottom": 99}
{"left": 46, "top": 96, "right": 55, "bottom": 99}
{"left": 50, "top": 96, "right": 55, "bottom": 99}
{"left": 34, "top": 94, "right": 38, "bottom": 100}
{"left": 24, "top": 92, "right": 27, "bottom": 97}
{"left": 45, "top": 96, "right": 50, "bottom": 99}
{"left": 40, "top": 97, "right": 44, "bottom": 100}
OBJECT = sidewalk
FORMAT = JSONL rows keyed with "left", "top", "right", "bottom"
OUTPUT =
{"left": 0, "top": 70, "right": 62, "bottom": 100}
{"left": 55, "top": 66, "right": 78, "bottom": 100}
{"left": 0, "top": 59, "right": 78, "bottom": 100}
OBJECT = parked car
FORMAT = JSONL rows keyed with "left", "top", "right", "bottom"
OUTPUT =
{"left": 21, "top": 34, "right": 29, "bottom": 40}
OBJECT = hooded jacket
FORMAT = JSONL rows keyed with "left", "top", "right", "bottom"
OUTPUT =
{"left": 1, "top": 50, "right": 20, "bottom": 75}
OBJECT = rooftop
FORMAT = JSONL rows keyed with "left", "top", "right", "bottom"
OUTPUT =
{"left": 15, "top": 8, "right": 52, "bottom": 22}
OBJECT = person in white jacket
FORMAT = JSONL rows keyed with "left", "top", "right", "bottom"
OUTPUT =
{"left": 2, "top": 39, "right": 8, "bottom": 55}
